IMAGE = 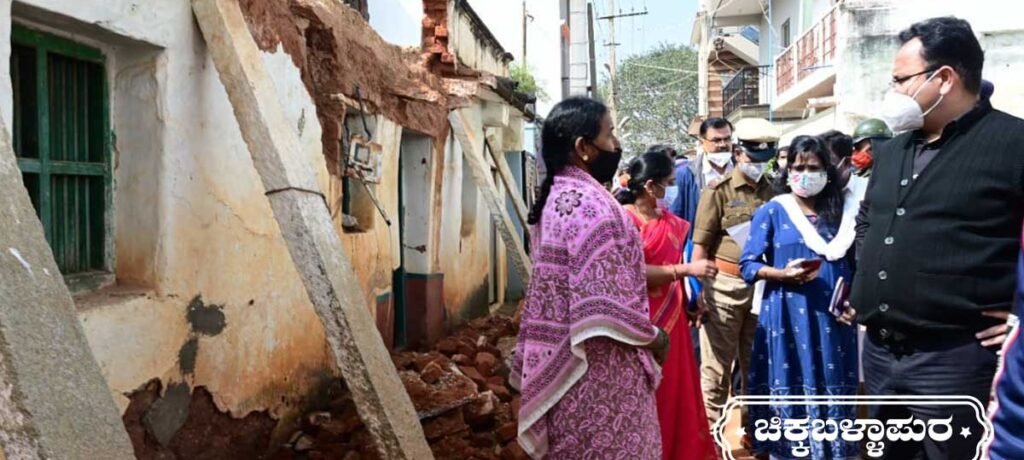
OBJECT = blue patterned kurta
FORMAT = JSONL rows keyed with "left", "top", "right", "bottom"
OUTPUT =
{"left": 739, "top": 201, "right": 859, "bottom": 459}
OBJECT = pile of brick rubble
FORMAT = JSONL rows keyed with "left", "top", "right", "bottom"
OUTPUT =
{"left": 273, "top": 315, "right": 528, "bottom": 460}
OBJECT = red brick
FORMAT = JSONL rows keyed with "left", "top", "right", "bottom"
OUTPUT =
{"left": 458, "top": 365, "right": 488, "bottom": 390}
{"left": 413, "top": 352, "right": 446, "bottom": 372}
{"left": 475, "top": 352, "right": 498, "bottom": 377}
{"left": 463, "top": 391, "right": 498, "bottom": 427}
{"left": 500, "top": 441, "right": 530, "bottom": 460}
{"left": 497, "top": 422, "right": 518, "bottom": 443}
{"left": 420, "top": 361, "right": 444, "bottom": 384}
{"left": 422, "top": 410, "right": 468, "bottom": 441}
{"left": 510, "top": 396, "right": 521, "bottom": 420}
{"left": 436, "top": 337, "right": 459, "bottom": 355}
{"left": 488, "top": 383, "right": 513, "bottom": 402}
{"left": 469, "top": 431, "right": 495, "bottom": 448}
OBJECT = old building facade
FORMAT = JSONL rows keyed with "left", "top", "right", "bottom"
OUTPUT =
{"left": 0, "top": 0, "right": 534, "bottom": 445}
{"left": 693, "top": 0, "right": 1024, "bottom": 143}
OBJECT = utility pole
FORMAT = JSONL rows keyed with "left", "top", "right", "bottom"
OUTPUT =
{"left": 522, "top": 0, "right": 528, "bottom": 67}
{"left": 606, "top": 0, "right": 618, "bottom": 123}
{"left": 599, "top": 2, "right": 647, "bottom": 125}
{"left": 587, "top": 3, "right": 598, "bottom": 98}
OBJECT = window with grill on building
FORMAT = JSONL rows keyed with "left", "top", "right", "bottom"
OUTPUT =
{"left": 10, "top": 25, "right": 112, "bottom": 290}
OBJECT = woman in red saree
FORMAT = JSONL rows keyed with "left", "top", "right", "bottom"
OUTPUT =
{"left": 617, "top": 151, "right": 721, "bottom": 460}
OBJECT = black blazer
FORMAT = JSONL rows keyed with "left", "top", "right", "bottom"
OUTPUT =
{"left": 852, "top": 99, "right": 1024, "bottom": 341}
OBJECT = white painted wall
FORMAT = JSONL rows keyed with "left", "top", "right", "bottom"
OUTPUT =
{"left": 400, "top": 133, "right": 434, "bottom": 275}
{"left": 467, "top": 0, "right": 562, "bottom": 115}
{"left": 769, "top": 0, "right": 800, "bottom": 51}
{"left": 567, "top": 0, "right": 590, "bottom": 98}
{"left": 368, "top": 0, "right": 423, "bottom": 48}
{"left": 438, "top": 127, "right": 493, "bottom": 320}
{"left": 451, "top": 7, "right": 509, "bottom": 77}
{"left": 836, "top": 0, "right": 1024, "bottom": 131}
{"left": 758, "top": 0, "right": 804, "bottom": 105}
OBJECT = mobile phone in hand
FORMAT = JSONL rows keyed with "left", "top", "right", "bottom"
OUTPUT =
{"left": 799, "top": 258, "right": 824, "bottom": 272}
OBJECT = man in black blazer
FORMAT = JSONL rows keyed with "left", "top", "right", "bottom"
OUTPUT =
{"left": 842, "top": 17, "right": 1024, "bottom": 459}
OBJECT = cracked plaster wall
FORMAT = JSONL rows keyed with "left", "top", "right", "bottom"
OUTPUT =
{"left": 0, "top": 0, "right": 521, "bottom": 436}
{"left": 0, "top": 0, "right": 336, "bottom": 424}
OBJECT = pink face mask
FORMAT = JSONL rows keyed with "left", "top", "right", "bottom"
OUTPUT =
{"left": 789, "top": 171, "right": 828, "bottom": 197}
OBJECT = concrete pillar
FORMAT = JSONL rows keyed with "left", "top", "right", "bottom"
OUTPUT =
{"left": 450, "top": 107, "right": 532, "bottom": 285}
{"left": 484, "top": 132, "right": 530, "bottom": 235}
{"left": 189, "top": 0, "right": 433, "bottom": 458}
{"left": 0, "top": 116, "right": 135, "bottom": 458}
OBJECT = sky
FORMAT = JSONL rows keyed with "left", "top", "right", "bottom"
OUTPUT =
{"left": 468, "top": 0, "right": 698, "bottom": 115}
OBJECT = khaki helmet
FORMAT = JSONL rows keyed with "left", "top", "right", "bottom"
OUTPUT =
{"left": 852, "top": 118, "right": 893, "bottom": 144}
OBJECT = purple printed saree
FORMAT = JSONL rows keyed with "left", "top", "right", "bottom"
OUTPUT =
{"left": 510, "top": 166, "right": 662, "bottom": 459}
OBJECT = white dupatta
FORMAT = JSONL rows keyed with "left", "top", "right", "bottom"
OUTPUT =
{"left": 771, "top": 183, "right": 862, "bottom": 261}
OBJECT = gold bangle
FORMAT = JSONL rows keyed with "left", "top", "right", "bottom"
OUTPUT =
{"left": 672, "top": 265, "right": 679, "bottom": 281}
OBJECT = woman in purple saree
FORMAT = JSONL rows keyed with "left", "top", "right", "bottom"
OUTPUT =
{"left": 510, "top": 97, "right": 669, "bottom": 459}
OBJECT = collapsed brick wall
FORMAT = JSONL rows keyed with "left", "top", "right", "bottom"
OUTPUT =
{"left": 270, "top": 315, "right": 528, "bottom": 460}
{"left": 123, "top": 381, "right": 278, "bottom": 459}
{"left": 423, "top": 0, "right": 455, "bottom": 72}
{"left": 121, "top": 316, "right": 527, "bottom": 459}
{"left": 239, "top": 0, "right": 451, "bottom": 175}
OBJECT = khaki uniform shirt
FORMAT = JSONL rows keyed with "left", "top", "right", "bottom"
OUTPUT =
{"left": 692, "top": 168, "right": 774, "bottom": 263}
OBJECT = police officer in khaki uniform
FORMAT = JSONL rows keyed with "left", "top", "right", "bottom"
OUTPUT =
{"left": 692, "top": 118, "right": 780, "bottom": 426}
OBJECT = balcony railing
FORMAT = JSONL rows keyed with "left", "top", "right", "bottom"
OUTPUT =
{"left": 775, "top": 4, "right": 839, "bottom": 95}
{"left": 723, "top": 66, "right": 763, "bottom": 117}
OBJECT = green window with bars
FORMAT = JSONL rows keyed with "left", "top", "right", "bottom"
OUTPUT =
{"left": 10, "top": 25, "right": 111, "bottom": 278}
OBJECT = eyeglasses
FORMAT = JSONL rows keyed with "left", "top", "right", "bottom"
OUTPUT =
{"left": 890, "top": 66, "right": 940, "bottom": 88}
{"left": 702, "top": 136, "right": 732, "bottom": 145}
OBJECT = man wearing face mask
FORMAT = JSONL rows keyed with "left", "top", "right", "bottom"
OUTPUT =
{"left": 671, "top": 118, "right": 737, "bottom": 367}
{"left": 841, "top": 17, "right": 1024, "bottom": 460}
{"left": 672, "top": 118, "right": 736, "bottom": 240}
{"left": 692, "top": 117, "right": 779, "bottom": 427}
{"left": 850, "top": 118, "right": 894, "bottom": 178}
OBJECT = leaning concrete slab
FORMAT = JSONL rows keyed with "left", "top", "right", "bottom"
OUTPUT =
{"left": 484, "top": 132, "right": 530, "bottom": 237}
{"left": 450, "top": 108, "right": 532, "bottom": 285}
{"left": 0, "top": 119, "right": 135, "bottom": 458}
{"left": 189, "top": 0, "right": 433, "bottom": 458}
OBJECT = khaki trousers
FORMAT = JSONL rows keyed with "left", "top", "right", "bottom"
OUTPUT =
{"left": 699, "top": 271, "right": 757, "bottom": 427}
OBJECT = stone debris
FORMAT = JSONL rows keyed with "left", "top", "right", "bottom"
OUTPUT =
{"left": 273, "top": 315, "right": 524, "bottom": 460}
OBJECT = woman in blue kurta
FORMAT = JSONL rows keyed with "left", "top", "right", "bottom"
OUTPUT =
{"left": 739, "top": 136, "right": 860, "bottom": 459}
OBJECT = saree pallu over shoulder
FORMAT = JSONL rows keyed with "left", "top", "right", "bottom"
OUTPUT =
{"left": 626, "top": 208, "right": 690, "bottom": 333}
{"left": 510, "top": 166, "right": 660, "bottom": 459}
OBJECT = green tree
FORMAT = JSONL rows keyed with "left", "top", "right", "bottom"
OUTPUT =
{"left": 603, "top": 44, "right": 699, "bottom": 157}
{"left": 510, "top": 63, "right": 550, "bottom": 103}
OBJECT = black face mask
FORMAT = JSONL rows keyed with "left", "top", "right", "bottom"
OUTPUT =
{"left": 587, "top": 144, "right": 623, "bottom": 184}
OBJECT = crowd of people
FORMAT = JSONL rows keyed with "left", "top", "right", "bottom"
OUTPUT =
{"left": 509, "top": 16, "right": 1024, "bottom": 460}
